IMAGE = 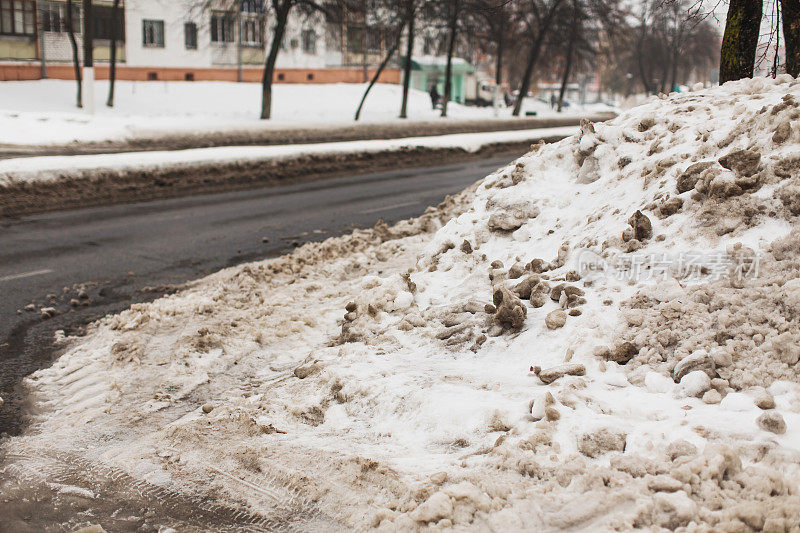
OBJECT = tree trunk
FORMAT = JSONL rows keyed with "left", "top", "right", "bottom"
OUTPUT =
{"left": 494, "top": 34, "right": 503, "bottom": 85}
{"left": 107, "top": 0, "right": 120, "bottom": 107}
{"left": 261, "top": 1, "right": 291, "bottom": 120}
{"left": 635, "top": 17, "right": 652, "bottom": 94}
{"left": 781, "top": 0, "right": 800, "bottom": 77}
{"left": 67, "top": 0, "right": 82, "bottom": 108}
{"left": 355, "top": 21, "right": 406, "bottom": 120}
{"left": 441, "top": 0, "right": 460, "bottom": 117}
{"left": 557, "top": 21, "right": 577, "bottom": 112}
{"left": 399, "top": 0, "right": 415, "bottom": 119}
{"left": 659, "top": 57, "right": 669, "bottom": 93}
{"left": 669, "top": 50, "right": 679, "bottom": 92}
{"left": 512, "top": 31, "right": 547, "bottom": 116}
{"left": 512, "top": 1, "right": 562, "bottom": 117}
{"left": 719, "top": 0, "right": 763, "bottom": 83}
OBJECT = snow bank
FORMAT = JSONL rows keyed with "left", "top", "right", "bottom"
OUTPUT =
{"left": 0, "top": 126, "right": 578, "bottom": 186}
{"left": 0, "top": 80, "right": 604, "bottom": 145}
{"left": 5, "top": 76, "right": 800, "bottom": 530}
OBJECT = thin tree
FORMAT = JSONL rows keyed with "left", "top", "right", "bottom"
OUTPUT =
{"left": 781, "top": 0, "right": 800, "bottom": 76}
{"left": 512, "top": 0, "right": 566, "bottom": 117}
{"left": 719, "top": 0, "right": 763, "bottom": 83}
{"left": 465, "top": 0, "right": 514, "bottom": 87}
{"left": 66, "top": 0, "right": 82, "bottom": 108}
{"left": 556, "top": 1, "right": 579, "bottom": 111}
{"left": 399, "top": 0, "right": 417, "bottom": 118}
{"left": 107, "top": 0, "right": 121, "bottom": 107}
{"left": 355, "top": 20, "right": 407, "bottom": 120}
{"left": 441, "top": 0, "right": 461, "bottom": 117}
{"left": 261, "top": 0, "right": 292, "bottom": 119}
{"left": 259, "top": 0, "right": 347, "bottom": 119}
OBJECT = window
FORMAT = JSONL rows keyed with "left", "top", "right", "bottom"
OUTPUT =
{"left": 241, "top": 0, "right": 265, "bottom": 14}
{"left": 93, "top": 5, "right": 123, "bottom": 41}
{"left": 93, "top": 5, "right": 125, "bottom": 41}
{"left": 210, "top": 11, "right": 234, "bottom": 43}
{"left": 0, "top": 0, "right": 36, "bottom": 36}
{"left": 346, "top": 26, "right": 364, "bottom": 55}
{"left": 301, "top": 29, "right": 316, "bottom": 54}
{"left": 40, "top": 1, "right": 80, "bottom": 33}
{"left": 241, "top": 16, "right": 263, "bottom": 46}
{"left": 423, "top": 36, "right": 436, "bottom": 55}
{"left": 366, "top": 28, "right": 382, "bottom": 54}
{"left": 142, "top": 19, "right": 164, "bottom": 47}
{"left": 184, "top": 22, "right": 197, "bottom": 49}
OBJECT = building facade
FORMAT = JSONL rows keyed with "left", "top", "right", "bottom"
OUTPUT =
{"left": 0, "top": 0, "right": 403, "bottom": 82}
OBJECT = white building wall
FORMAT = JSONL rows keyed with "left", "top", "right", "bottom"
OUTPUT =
{"left": 124, "top": 0, "right": 226, "bottom": 68}
{"left": 273, "top": 12, "right": 328, "bottom": 69}
{"left": 123, "top": 0, "right": 332, "bottom": 70}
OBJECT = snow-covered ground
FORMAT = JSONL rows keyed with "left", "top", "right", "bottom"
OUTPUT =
{"left": 4, "top": 76, "right": 800, "bottom": 530}
{"left": 0, "top": 126, "right": 578, "bottom": 186}
{"left": 0, "top": 80, "right": 616, "bottom": 145}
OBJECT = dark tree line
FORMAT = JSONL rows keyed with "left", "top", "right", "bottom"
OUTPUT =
{"left": 600, "top": 0, "right": 718, "bottom": 96}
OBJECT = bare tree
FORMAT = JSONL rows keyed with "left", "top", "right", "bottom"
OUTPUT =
{"left": 191, "top": 0, "right": 340, "bottom": 119}
{"left": 719, "top": 0, "right": 763, "bottom": 82}
{"left": 555, "top": 0, "right": 579, "bottom": 111}
{"left": 107, "top": 0, "right": 121, "bottom": 107}
{"left": 66, "top": 0, "right": 82, "bottom": 108}
{"left": 512, "top": 0, "right": 565, "bottom": 117}
{"left": 355, "top": 18, "right": 407, "bottom": 120}
{"left": 440, "top": 0, "right": 462, "bottom": 116}
{"left": 465, "top": 0, "right": 515, "bottom": 87}
{"left": 781, "top": 0, "right": 800, "bottom": 76}
{"left": 610, "top": 0, "right": 718, "bottom": 94}
{"left": 399, "top": 0, "right": 418, "bottom": 118}
{"left": 261, "top": 0, "right": 292, "bottom": 119}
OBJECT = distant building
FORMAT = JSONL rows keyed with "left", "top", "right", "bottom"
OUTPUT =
{"left": 407, "top": 55, "right": 474, "bottom": 104}
{"left": 0, "top": 0, "right": 406, "bottom": 83}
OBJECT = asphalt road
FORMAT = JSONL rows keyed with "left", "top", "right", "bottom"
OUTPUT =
{"left": 0, "top": 154, "right": 513, "bottom": 435}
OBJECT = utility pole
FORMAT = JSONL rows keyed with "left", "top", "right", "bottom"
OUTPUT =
{"left": 82, "top": 0, "right": 94, "bottom": 114}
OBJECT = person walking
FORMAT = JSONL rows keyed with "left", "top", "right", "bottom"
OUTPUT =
{"left": 429, "top": 84, "right": 440, "bottom": 109}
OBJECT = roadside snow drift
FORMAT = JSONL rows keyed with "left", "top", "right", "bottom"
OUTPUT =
{"left": 0, "top": 127, "right": 578, "bottom": 186}
{"left": 0, "top": 80, "right": 611, "bottom": 145}
{"left": 4, "top": 76, "right": 800, "bottom": 531}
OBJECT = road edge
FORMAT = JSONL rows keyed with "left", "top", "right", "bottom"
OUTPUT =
{"left": 0, "top": 114, "right": 614, "bottom": 158}
{"left": 0, "top": 136, "right": 568, "bottom": 218}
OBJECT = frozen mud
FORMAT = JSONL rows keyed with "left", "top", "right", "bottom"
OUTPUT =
{"left": 4, "top": 77, "right": 800, "bottom": 531}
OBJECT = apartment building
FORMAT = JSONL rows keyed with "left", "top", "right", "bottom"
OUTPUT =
{"left": 0, "top": 0, "right": 402, "bottom": 83}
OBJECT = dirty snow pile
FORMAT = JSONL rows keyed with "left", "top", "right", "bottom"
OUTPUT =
{"left": 5, "top": 76, "right": 800, "bottom": 531}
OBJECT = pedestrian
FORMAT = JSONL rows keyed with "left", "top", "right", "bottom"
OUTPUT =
{"left": 429, "top": 84, "right": 440, "bottom": 109}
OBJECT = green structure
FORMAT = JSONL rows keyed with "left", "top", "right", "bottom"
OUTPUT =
{"left": 406, "top": 56, "right": 474, "bottom": 104}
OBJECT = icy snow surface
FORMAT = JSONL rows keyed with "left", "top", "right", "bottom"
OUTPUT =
{"left": 4, "top": 76, "right": 800, "bottom": 530}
